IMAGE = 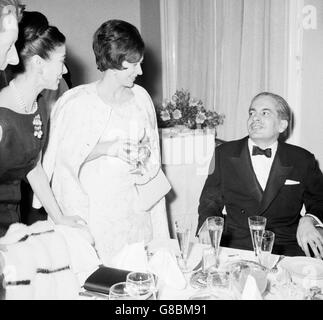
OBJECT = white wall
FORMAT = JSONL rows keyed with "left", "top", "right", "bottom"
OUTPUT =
{"left": 24, "top": 0, "right": 141, "bottom": 86}
{"left": 301, "top": 0, "right": 323, "bottom": 168}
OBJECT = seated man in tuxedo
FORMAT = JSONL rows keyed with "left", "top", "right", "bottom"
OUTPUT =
{"left": 197, "top": 92, "right": 323, "bottom": 257}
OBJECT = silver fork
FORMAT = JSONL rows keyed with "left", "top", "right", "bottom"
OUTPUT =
{"left": 270, "top": 255, "right": 285, "bottom": 273}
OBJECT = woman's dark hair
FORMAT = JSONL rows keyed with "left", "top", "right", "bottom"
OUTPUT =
{"left": 93, "top": 19, "right": 144, "bottom": 72}
{"left": 13, "top": 11, "right": 65, "bottom": 73}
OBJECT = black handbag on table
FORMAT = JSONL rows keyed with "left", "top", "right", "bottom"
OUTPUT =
{"left": 83, "top": 266, "right": 131, "bottom": 295}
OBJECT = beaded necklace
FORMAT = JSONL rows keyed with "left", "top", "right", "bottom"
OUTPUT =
{"left": 9, "top": 80, "right": 43, "bottom": 139}
{"left": 9, "top": 80, "right": 38, "bottom": 114}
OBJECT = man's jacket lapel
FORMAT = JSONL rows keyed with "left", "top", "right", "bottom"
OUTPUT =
{"left": 257, "top": 143, "right": 293, "bottom": 214}
{"left": 230, "top": 138, "right": 263, "bottom": 204}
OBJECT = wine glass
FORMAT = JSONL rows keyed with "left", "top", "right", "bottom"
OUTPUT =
{"left": 129, "top": 128, "right": 151, "bottom": 175}
{"left": 258, "top": 230, "right": 275, "bottom": 269}
{"left": 206, "top": 216, "right": 224, "bottom": 268}
{"left": 190, "top": 229, "right": 215, "bottom": 289}
{"left": 248, "top": 216, "right": 267, "bottom": 258}
{"left": 174, "top": 216, "right": 192, "bottom": 273}
{"left": 125, "top": 271, "right": 157, "bottom": 300}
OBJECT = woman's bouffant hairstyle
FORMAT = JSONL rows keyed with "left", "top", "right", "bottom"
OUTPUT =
{"left": 12, "top": 11, "right": 65, "bottom": 73}
{"left": 93, "top": 19, "right": 144, "bottom": 72}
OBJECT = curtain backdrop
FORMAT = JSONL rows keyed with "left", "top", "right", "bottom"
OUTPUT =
{"left": 160, "top": 0, "right": 301, "bottom": 141}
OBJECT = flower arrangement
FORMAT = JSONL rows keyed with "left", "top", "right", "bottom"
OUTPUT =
{"left": 156, "top": 89, "right": 224, "bottom": 130}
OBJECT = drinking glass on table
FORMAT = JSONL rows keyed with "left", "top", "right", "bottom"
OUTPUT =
{"left": 109, "top": 282, "right": 134, "bottom": 300}
{"left": 259, "top": 230, "right": 275, "bottom": 269}
{"left": 174, "top": 216, "right": 192, "bottom": 273}
{"left": 190, "top": 231, "right": 215, "bottom": 289}
{"left": 126, "top": 271, "right": 157, "bottom": 300}
{"left": 248, "top": 216, "right": 267, "bottom": 258}
{"left": 206, "top": 216, "right": 224, "bottom": 268}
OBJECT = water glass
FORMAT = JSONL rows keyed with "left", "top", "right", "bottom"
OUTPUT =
{"left": 109, "top": 282, "right": 134, "bottom": 300}
{"left": 248, "top": 216, "right": 267, "bottom": 257}
{"left": 174, "top": 216, "right": 192, "bottom": 272}
{"left": 259, "top": 230, "right": 275, "bottom": 268}
{"left": 206, "top": 216, "right": 224, "bottom": 268}
{"left": 126, "top": 272, "right": 156, "bottom": 300}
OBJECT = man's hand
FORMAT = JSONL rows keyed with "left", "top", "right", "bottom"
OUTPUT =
{"left": 297, "top": 216, "right": 323, "bottom": 258}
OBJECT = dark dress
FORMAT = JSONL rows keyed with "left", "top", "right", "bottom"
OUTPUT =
{"left": 0, "top": 96, "right": 48, "bottom": 236}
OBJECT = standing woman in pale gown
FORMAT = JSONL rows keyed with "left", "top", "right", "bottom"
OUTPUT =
{"left": 34, "top": 20, "right": 170, "bottom": 265}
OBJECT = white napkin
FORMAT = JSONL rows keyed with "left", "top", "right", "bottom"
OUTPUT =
{"left": 148, "top": 248, "right": 186, "bottom": 290}
{"left": 55, "top": 225, "right": 101, "bottom": 275}
{"left": 241, "top": 275, "right": 263, "bottom": 300}
{"left": 110, "top": 241, "right": 149, "bottom": 272}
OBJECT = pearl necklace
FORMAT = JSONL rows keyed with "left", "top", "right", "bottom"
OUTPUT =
{"left": 9, "top": 80, "right": 38, "bottom": 114}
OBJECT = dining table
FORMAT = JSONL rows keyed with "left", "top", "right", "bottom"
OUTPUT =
{"left": 78, "top": 238, "right": 323, "bottom": 301}
{"left": 145, "top": 239, "right": 323, "bottom": 300}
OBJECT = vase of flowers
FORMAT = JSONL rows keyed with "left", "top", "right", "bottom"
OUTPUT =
{"left": 156, "top": 89, "right": 224, "bottom": 133}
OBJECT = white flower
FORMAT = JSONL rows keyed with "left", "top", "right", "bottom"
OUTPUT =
{"left": 190, "top": 98, "right": 200, "bottom": 107}
{"left": 172, "top": 109, "right": 182, "bottom": 120}
{"left": 196, "top": 112, "right": 207, "bottom": 124}
{"left": 160, "top": 110, "right": 171, "bottom": 121}
{"left": 162, "top": 99, "right": 171, "bottom": 109}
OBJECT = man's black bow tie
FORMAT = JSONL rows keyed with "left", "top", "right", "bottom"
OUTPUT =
{"left": 252, "top": 146, "right": 272, "bottom": 158}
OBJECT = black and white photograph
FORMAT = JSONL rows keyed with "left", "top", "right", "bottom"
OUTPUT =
{"left": 0, "top": 0, "right": 323, "bottom": 306}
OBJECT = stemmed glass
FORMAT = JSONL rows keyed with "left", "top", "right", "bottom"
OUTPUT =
{"left": 125, "top": 271, "right": 157, "bottom": 300}
{"left": 248, "top": 216, "right": 267, "bottom": 258}
{"left": 174, "top": 216, "right": 192, "bottom": 273}
{"left": 258, "top": 230, "right": 275, "bottom": 269}
{"left": 206, "top": 216, "right": 224, "bottom": 268}
{"left": 190, "top": 217, "right": 224, "bottom": 289}
{"left": 129, "top": 128, "right": 151, "bottom": 175}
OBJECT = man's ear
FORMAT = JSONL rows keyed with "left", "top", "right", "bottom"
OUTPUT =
{"left": 279, "top": 119, "right": 288, "bottom": 133}
{"left": 0, "top": 9, "right": 18, "bottom": 32}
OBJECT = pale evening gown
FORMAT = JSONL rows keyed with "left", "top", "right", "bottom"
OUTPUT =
{"left": 79, "top": 97, "right": 153, "bottom": 265}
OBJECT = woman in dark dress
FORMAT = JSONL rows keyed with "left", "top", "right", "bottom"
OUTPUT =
{"left": 0, "top": 10, "right": 87, "bottom": 236}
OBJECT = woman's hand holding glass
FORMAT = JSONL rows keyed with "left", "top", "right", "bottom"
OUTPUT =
{"left": 115, "top": 139, "right": 151, "bottom": 174}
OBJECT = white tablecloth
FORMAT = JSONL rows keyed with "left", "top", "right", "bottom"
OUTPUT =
{"left": 152, "top": 240, "right": 323, "bottom": 300}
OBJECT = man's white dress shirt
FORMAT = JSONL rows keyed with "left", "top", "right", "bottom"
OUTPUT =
{"left": 248, "top": 138, "right": 323, "bottom": 227}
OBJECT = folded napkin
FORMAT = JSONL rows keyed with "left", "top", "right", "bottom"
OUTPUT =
{"left": 148, "top": 248, "right": 186, "bottom": 290}
{"left": 55, "top": 225, "right": 101, "bottom": 276}
{"left": 241, "top": 275, "right": 263, "bottom": 300}
{"left": 110, "top": 242, "right": 149, "bottom": 272}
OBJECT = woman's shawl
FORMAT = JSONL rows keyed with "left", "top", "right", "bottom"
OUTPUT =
{"left": 33, "top": 82, "right": 170, "bottom": 239}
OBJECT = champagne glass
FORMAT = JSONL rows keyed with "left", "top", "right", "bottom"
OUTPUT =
{"left": 248, "top": 216, "right": 267, "bottom": 258}
{"left": 129, "top": 128, "right": 151, "bottom": 174}
{"left": 174, "top": 216, "right": 192, "bottom": 273}
{"left": 259, "top": 230, "right": 275, "bottom": 269}
{"left": 206, "top": 216, "right": 224, "bottom": 268}
{"left": 190, "top": 230, "right": 214, "bottom": 289}
{"left": 125, "top": 272, "right": 157, "bottom": 300}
